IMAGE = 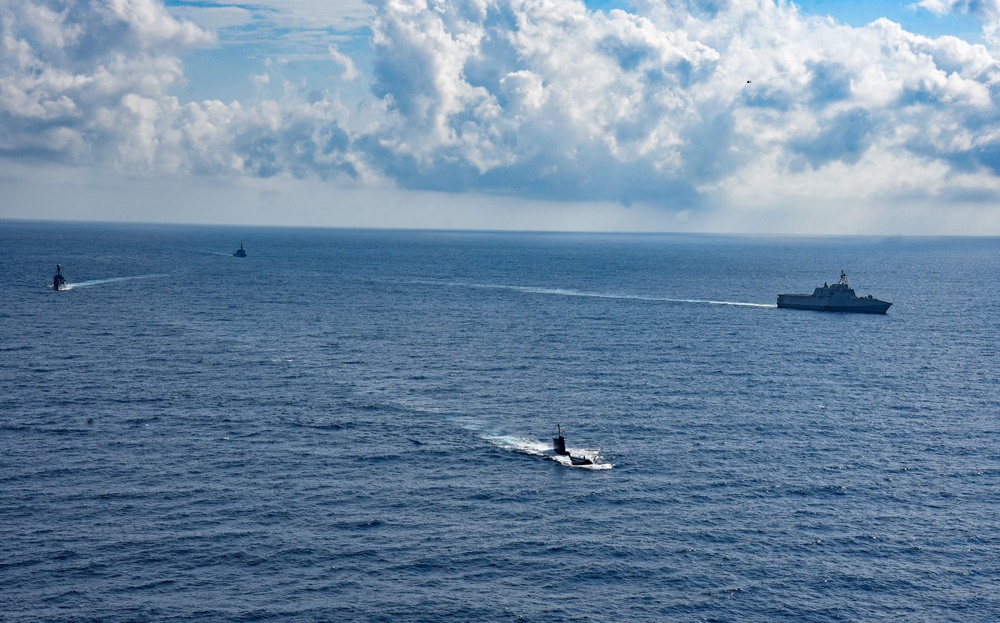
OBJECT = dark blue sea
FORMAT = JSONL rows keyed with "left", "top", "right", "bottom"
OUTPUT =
{"left": 3, "top": 221, "right": 999, "bottom": 622}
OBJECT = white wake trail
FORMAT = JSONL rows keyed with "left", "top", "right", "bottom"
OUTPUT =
{"left": 62, "top": 274, "right": 170, "bottom": 289}
{"left": 414, "top": 279, "right": 776, "bottom": 308}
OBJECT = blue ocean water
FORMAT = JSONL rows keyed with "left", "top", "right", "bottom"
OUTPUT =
{"left": 2, "top": 221, "right": 998, "bottom": 622}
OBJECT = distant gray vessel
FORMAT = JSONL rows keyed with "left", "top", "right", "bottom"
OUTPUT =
{"left": 777, "top": 271, "right": 891, "bottom": 314}
{"left": 52, "top": 264, "right": 66, "bottom": 291}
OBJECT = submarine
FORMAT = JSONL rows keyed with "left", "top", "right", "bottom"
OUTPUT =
{"left": 233, "top": 241, "right": 247, "bottom": 257}
{"left": 552, "top": 423, "right": 593, "bottom": 466}
{"left": 52, "top": 264, "right": 66, "bottom": 291}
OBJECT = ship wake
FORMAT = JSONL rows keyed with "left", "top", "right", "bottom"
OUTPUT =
{"left": 61, "top": 274, "right": 169, "bottom": 290}
{"left": 413, "top": 279, "right": 774, "bottom": 309}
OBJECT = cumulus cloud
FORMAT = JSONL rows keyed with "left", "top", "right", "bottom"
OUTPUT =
{"left": 0, "top": 0, "right": 213, "bottom": 160}
{"left": 0, "top": 0, "right": 363, "bottom": 181}
{"left": 363, "top": 0, "right": 1000, "bottom": 210}
{"left": 2, "top": 0, "right": 1000, "bottom": 226}
{"left": 366, "top": 0, "right": 724, "bottom": 204}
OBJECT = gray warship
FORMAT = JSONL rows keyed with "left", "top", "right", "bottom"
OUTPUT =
{"left": 777, "top": 271, "right": 891, "bottom": 314}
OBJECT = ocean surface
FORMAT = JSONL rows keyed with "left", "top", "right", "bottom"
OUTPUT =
{"left": 2, "top": 221, "right": 998, "bottom": 622}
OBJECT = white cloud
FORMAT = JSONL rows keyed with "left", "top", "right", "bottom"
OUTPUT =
{"left": 0, "top": 0, "right": 359, "bottom": 180}
{"left": 106, "top": 0, "right": 212, "bottom": 49}
{"left": 0, "top": 0, "right": 214, "bottom": 161}
{"left": 329, "top": 44, "right": 360, "bottom": 81}
{"left": 362, "top": 0, "right": 1000, "bottom": 215}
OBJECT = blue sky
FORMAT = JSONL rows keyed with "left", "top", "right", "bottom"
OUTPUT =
{"left": 3, "top": 0, "right": 1000, "bottom": 234}
{"left": 798, "top": 0, "right": 981, "bottom": 36}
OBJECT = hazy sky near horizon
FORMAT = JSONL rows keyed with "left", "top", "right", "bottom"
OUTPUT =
{"left": 3, "top": 0, "right": 1000, "bottom": 234}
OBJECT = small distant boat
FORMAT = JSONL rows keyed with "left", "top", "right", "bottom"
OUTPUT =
{"left": 233, "top": 241, "right": 247, "bottom": 257}
{"left": 777, "top": 271, "right": 891, "bottom": 314}
{"left": 52, "top": 264, "right": 66, "bottom": 291}
{"left": 552, "top": 423, "right": 593, "bottom": 466}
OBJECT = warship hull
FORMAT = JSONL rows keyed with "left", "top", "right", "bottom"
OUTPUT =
{"left": 777, "top": 295, "right": 891, "bottom": 314}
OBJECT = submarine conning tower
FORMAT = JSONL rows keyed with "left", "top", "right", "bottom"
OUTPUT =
{"left": 553, "top": 423, "right": 568, "bottom": 455}
{"left": 53, "top": 264, "right": 66, "bottom": 290}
